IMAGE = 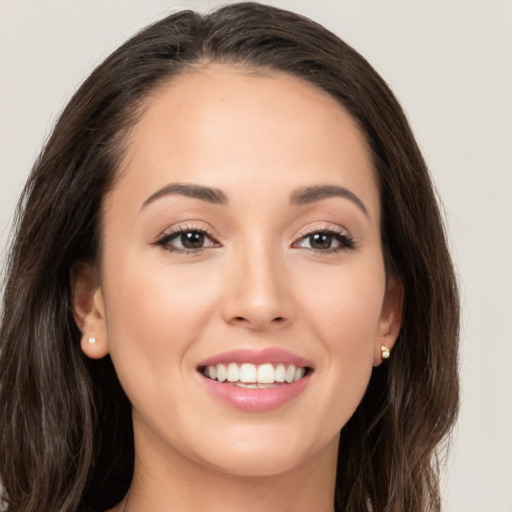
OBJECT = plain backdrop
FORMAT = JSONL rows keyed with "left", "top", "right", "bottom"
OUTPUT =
{"left": 1, "top": 1, "right": 511, "bottom": 511}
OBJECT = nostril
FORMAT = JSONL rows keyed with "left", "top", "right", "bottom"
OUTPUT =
{"left": 227, "top": 314, "right": 288, "bottom": 328}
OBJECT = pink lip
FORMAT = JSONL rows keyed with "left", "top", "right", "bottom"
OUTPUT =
{"left": 197, "top": 348, "right": 314, "bottom": 412}
{"left": 197, "top": 347, "right": 314, "bottom": 368}
{"left": 199, "top": 373, "right": 311, "bottom": 412}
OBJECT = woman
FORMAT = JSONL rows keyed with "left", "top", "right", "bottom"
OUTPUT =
{"left": 0, "top": 3, "right": 459, "bottom": 511}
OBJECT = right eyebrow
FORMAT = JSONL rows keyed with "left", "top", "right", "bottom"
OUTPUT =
{"left": 141, "top": 183, "right": 229, "bottom": 210}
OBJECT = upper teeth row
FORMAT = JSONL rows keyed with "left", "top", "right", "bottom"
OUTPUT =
{"left": 204, "top": 363, "right": 306, "bottom": 384}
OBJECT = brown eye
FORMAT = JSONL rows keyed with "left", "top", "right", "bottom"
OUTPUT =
{"left": 180, "top": 231, "right": 205, "bottom": 249}
{"left": 309, "top": 233, "right": 332, "bottom": 250}
{"left": 293, "top": 229, "right": 355, "bottom": 253}
{"left": 156, "top": 228, "right": 219, "bottom": 253}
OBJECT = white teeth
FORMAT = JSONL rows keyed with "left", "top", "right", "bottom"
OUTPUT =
{"left": 285, "top": 365, "right": 296, "bottom": 383}
{"left": 239, "top": 363, "right": 257, "bottom": 383}
{"left": 203, "top": 362, "right": 308, "bottom": 385}
{"left": 216, "top": 364, "right": 227, "bottom": 382}
{"left": 275, "top": 364, "right": 286, "bottom": 382}
{"left": 235, "top": 382, "right": 277, "bottom": 389}
{"left": 236, "top": 382, "right": 258, "bottom": 389}
{"left": 226, "top": 363, "right": 239, "bottom": 382}
{"left": 257, "top": 363, "right": 275, "bottom": 383}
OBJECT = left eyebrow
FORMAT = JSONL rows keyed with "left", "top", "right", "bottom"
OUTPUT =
{"left": 290, "top": 185, "right": 369, "bottom": 218}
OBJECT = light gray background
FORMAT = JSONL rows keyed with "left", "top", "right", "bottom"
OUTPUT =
{"left": 1, "top": 1, "right": 511, "bottom": 511}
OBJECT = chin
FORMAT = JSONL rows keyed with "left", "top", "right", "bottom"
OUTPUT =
{"left": 187, "top": 424, "right": 338, "bottom": 478}
{"left": 203, "top": 448, "right": 307, "bottom": 478}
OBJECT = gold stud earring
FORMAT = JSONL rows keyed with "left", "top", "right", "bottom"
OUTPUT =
{"left": 87, "top": 337, "right": 97, "bottom": 345}
{"left": 380, "top": 345, "right": 390, "bottom": 360}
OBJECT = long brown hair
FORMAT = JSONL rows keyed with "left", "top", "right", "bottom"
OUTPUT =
{"left": 0, "top": 3, "right": 459, "bottom": 511}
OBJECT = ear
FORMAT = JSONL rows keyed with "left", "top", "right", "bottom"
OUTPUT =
{"left": 70, "top": 262, "right": 109, "bottom": 359}
{"left": 373, "top": 275, "right": 403, "bottom": 366}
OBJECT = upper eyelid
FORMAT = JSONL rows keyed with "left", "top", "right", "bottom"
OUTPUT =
{"left": 292, "top": 224, "right": 356, "bottom": 250}
{"left": 156, "top": 222, "right": 219, "bottom": 241}
{"left": 294, "top": 223, "right": 350, "bottom": 238}
{"left": 155, "top": 227, "right": 220, "bottom": 254}
{"left": 154, "top": 221, "right": 353, "bottom": 245}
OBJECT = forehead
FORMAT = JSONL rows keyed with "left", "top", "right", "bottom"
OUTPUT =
{"left": 111, "top": 63, "right": 379, "bottom": 220}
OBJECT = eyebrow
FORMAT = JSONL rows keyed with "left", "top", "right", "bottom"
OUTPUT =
{"left": 142, "top": 183, "right": 228, "bottom": 209}
{"left": 290, "top": 185, "right": 369, "bottom": 217}
{"left": 141, "top": 182, "right": 368, "bottom": 217}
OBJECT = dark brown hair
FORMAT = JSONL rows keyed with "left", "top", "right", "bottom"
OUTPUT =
{"left": 0, "top": 3, "right": 459, "bottom": 511}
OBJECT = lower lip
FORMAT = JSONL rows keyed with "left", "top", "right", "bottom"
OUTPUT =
{"left": 199, "top": 373, "right": 311, "bottom": 412}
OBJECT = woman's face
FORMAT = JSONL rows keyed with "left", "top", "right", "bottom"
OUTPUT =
{"left": 77, "top": 64, "right": 401, "bottom": 478}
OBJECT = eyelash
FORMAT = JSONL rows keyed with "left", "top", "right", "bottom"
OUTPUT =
{"left": 154, "top": 224, "right": 356, "bottom": 255}
{"left": 154, "top": 224, "right": 219, "bottom": 254}
{"left": 293, "top": 226, "right": 356, "bottom": 254}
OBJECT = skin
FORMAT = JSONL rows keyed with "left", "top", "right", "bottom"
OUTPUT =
{"left": 73, "top": 64, "right": 402, "bottom": 512}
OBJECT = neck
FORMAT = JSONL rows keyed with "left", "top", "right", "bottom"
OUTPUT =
{"left": 114, "top": 428, "right": 339, "bottom": 512}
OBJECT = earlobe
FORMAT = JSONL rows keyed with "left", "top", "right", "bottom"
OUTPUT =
{"left": 70, "top": 263, "right": 109, "bottom": 359}
{"left": 373, "top": 276, "right": 403, "bottom": 366}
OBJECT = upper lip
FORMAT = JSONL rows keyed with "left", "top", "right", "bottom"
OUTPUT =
{"left": 197, "top": 347, "right": 314, "bottom": 369}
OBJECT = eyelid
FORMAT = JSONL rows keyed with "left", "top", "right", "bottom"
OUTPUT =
{"left": 294, "top": 223, "right": 351, "bottom": 240}
{"left": 153, "top": 221, "right": 355, "bottom": 254}
{"left": 292, "top": 224, "right": 356, "bottom": 252}
{"left": 154, "top": 222, "right": 221, "bottom": 252}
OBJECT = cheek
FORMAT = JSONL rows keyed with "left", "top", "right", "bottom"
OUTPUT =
{"left": 106, "top": 249, "right": 217, "bottom": 326}
{"left": 301, "top": 263, "right": 385, "bottom": 346}
{"left": 101, "top": 253, "right": 220, "bottom": 391}
{"left": 298, "top": 261, "right": 385, "bottom": 399}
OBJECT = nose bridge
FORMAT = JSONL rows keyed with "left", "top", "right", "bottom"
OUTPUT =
{"left": 223, "top": 235, "right": 293, "bottom": 329}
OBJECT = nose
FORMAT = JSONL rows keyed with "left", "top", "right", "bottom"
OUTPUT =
{"left": 221, "top": 243, "right": 295, "bottom": 331}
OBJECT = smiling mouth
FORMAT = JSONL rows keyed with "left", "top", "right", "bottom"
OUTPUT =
{"left": 200, "top": 362, "right": 311, "bottom": 388}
